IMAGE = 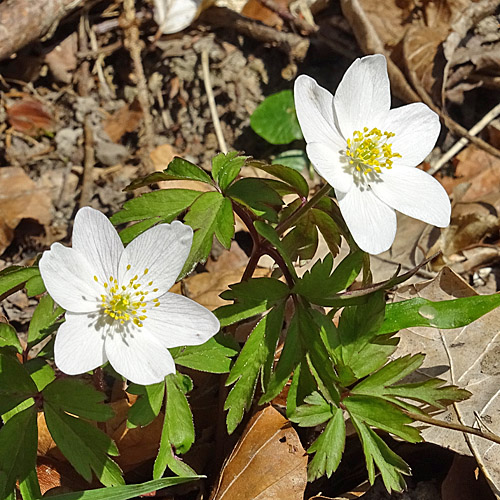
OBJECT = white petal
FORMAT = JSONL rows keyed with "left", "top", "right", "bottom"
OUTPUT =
{"left": 54, "top": 312, "right": 107, "bottom": 375}
{"left": 105, "top": 328, "right": 176, "bottom": 385}
{"left": 154, "top": 0, "right": 200, "bottom": 35}
{"left": 294, "top": 75, "right": 345, "bottom": 146}
{"left": 306, "top": 142, "right": 353, "bottom": 193}
{"left": 142, "top": 293, "right": 220, "bottom": 348}
{"left": 72, "top": 207, "right": 123, "bottom": 283}
{"left": 337, "top": 187, "right": 397, "bottom": 254}
{"left": 384, "top": 103, "right": 440, "bottom": 167}
{"left": 119, "top": 221, "right": 193, "bottom": 299}
{"left": 39, "top": 243, "right": 101, "bottom": 312}
{"left": 371, "top": 166, "right": 451, "bottom": 227}
{"left": 334, "top": 54, "right": 391, "bottom": 139}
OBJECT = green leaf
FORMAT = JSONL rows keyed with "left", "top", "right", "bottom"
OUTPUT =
{"left": 181, "top": 191, "right": 227, "bottom": 277}
{"left": 225, "top": 303, "right": 285, "bottom": 433}
{"left": 28, "top": 294, "right": 64, "bottom": 344}
{"left": 248, "top": 160, "right": 309, "bottom": 197}
{"left": 18, "top": 467, "right": 42, "bottom": 500}
{"left": 310, "top": 209, "right": 341, "bottom": 258}
{"left": 337, "top": 291, "right": 386, "bottom": 378}
{"left": 25, "top": 358, "right": 55, "bottom": 391}
{"left": 260, "top": 310, "right": 302, "bottom": 404}
{"left": 118, "top": 218, "right": 159, "bottom": 245}
{"left": 215, "top": 277, "right": 290, "bottom": 327}
{"left": 380, "top": 294, "right": 500, "bottom": 334}
{"left": 110, "top": 189, "right": 201, "bottom": 225}
{"left": 286, "top": 359, "right": 317, "bottom": 417}
{"left": 0, "top": 406, "right": 37, "bottom": 499}
{"left": 127, "top": 381, "right": 165, "bottom": 428}
{"left": 0, "top": 352, "right": 38, "bottom": 414}
{"left": 44, "top": 403, "right": 123, "bottom": 486}
{"left": 47, "top": 477, "right": 204, "bottom": 500}
{"left": 250, "top": 90, "right": 303, "bottom": 145}
{"left": 0, "top": 324, "right": 21, "bottom": 354}
{"left": 171, "top": 333, "right": 239, "bottom": 374}
{"left": 289, "top": 391, "right": 335, "bottom": 428}
{"left": 350, "top": 416, "right": 410, "bottom": 492}
{"left": 125, "top": 157, "right": 213, "bottom": 191}
{"left": 254, "top": 221, "right": 297, "bottom": 279}
{"left": 282, "top": 212, "right": 318, "bottom": 261}
{"left": 227, "top": 178, "right": 283, "bottom": 223}
{"left": 25, "top": 274, "right": 46, "bottom": 297}
{"left": 345, "top": 395, "right": 421, "bottom": 443}
{"left": 0, "top": 266, "right": 40, "bottom": 301}
{"left": 293, "top": 252, "right": 363, "bottom": 303}
{"left": 43, "top": 378, "right": 114, "bottom": 422}
{"left": 214, "top": 197, "right": 235, "bottom": 249}
{"left": 307, "top": 405, "right": 345, "bottom": 481}
{"left": 164, "top": 374, "right": 195, "bottom": 454}
{"left": 212, "top": 152, "right": 247, "bottom": 191}
{"left": 272, "top": 149, "right": 309, "bottom": 172}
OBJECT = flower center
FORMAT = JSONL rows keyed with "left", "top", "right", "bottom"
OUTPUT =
{"left": 345, "top": 127, "right": 401, "bottom": 175}
{"left": 94, "top": 266, "right": 160, "bottom": 328}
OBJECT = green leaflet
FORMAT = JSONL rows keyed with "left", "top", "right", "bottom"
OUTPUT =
{"left": 224, "top": 303, "right": 286, "bottom": 434}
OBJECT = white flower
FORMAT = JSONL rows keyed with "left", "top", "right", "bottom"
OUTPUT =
{"left": 39, "top": 207, "right": 220, "bottom": 385}
{"left": 294, "top": 54, "right": 451, "bottom": 254}
{"left": 153, "top": 0, "right": 202, "bottom": 35}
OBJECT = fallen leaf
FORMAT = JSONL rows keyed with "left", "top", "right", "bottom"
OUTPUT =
{"left": 242, "top": 0, "right": 291, "bottom": 29}
{"left": 44, "top": 33, "right": 78, "bottom": 84}
{"left": 391, "top": 267, "right": 500, "bottom": 494}
{"left": 7, "top": 98, "right": 55, "bottom": 136}
{"left": 210, "top": 405, "right": 307, "bottom": 500}
{"left": 0, "top": 167, "right": 52, "bottom": 255}
{"left": 103, "top": 98, "right": 143, "bottom": 143}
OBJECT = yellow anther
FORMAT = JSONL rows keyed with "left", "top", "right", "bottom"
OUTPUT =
{"left": 94, "top": 276, "right": 98, "bottom": 282}
{"left": 126, "top": 264, "right": 131, "bottom": 270}
{"left": 144, "top": 268, "right": 149, "bottom": 275}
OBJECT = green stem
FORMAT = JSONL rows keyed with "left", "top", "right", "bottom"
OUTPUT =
{"left": 275, "top": 182, "right": 332, "bottom": 235}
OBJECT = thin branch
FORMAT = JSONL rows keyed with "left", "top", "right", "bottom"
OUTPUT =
{"left": 201, "top": 49, "right": 227, "bottom": 154}
{"left": 429, "top": 101, "right": 500, "bottom": 175}
{"left": 405, "top": 410, "right": 500, "bottom": 446}
{"left": 276, "top": 182, "right": 332, "bottom": 235}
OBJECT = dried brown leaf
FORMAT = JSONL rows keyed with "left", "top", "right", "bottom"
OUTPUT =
{"left": 103, "top": 98, "right": 143, "bottom": 143}
{"left": 392, "top": 267, "right": 500, "bottom": 495}
{"left": 7, "top": 99, "right": 55, "bottom": 136}
{"left": 0, "top": 167, "right": 52, "bottom": 255}
{"left": 210, "top": 405, "right": 307, "bottom": 500}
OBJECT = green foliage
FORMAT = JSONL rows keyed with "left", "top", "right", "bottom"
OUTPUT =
{"left": 212, "top": 151, "right": 248, "bottom": 192}
{"left": 27, "top": 294, "right": 63, "bottom": 345}
{"left": 250, "top": 90, "right": 303, "bottom": 145}
{"left": 227, "top": 178, "right": 283, "bottom": 222}
{"left": 127, "top": 381, "right": 165, "bottom": 428}
{"left": 125, "top": 157, "right": 213, "bottom": 191}
{"left": 153, "top": 375, "right": 197, "bottom": 480}
{"left": 224, "top": 303, "right": 286, "bottom": 433}
{"left": 248, "top": 160, "right": 309, "bottom": 197}
{"left": 215, "top": 277, "right": 290, "bottom": 327}
{"left": 43, "top": 378, "right": 115, "bottom": 421}
{"left": 47, "top": 476, "right": 204, "bottom": 500}
{"left": 0, "top": 266, "right": 40, "bottom": 300}
{"left": 380, "top": 293, "right": 500, "bottom": 333}
{"left": 0, "top": 325, "right": 21, "bottom": 354}
{"left": 111, "top": 189, "right": 201, "bottom": 244}
{"left": 0, "top": 352, "right": 38, "bottom": 414}
{"left": 171, "top": 333, "right": 239, "bottom": 373}
{"left": 0, "top": 405, "right": 37, "bottom": 500}
{"left": 293, "top": 252, "right": 364, "bottom": 304}
{"left": 182, "top": 191, "right": 234, "bottom": 276}
{"left": 43, "top": 403, "right": 123, "bottom": 486}
{"left": 272, "top": 149, "right": 309, "bottom": 172}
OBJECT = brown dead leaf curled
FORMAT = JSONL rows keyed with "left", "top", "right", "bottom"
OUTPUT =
{"left": 6, "top": 98, "right": 55, "bottom": 137}
{"left": 391, "top": 267, "right": 500, "bottom": 494}
{"left": 0, "top": 167, "right": 52, "bottom": 256}
{"left": 210, "top": 405, "right": 307, "bottom": 500}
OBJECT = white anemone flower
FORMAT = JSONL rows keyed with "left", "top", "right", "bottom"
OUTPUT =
{"left": 39, "top": 207, "right": 220, "bottom": 386}
{"left": 294, "top": 54, "right": 451, "bottom": 254}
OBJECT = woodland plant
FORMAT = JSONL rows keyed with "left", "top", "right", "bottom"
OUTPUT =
{"left": 1, "top": 54, "right": 500, "bottom": 499}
